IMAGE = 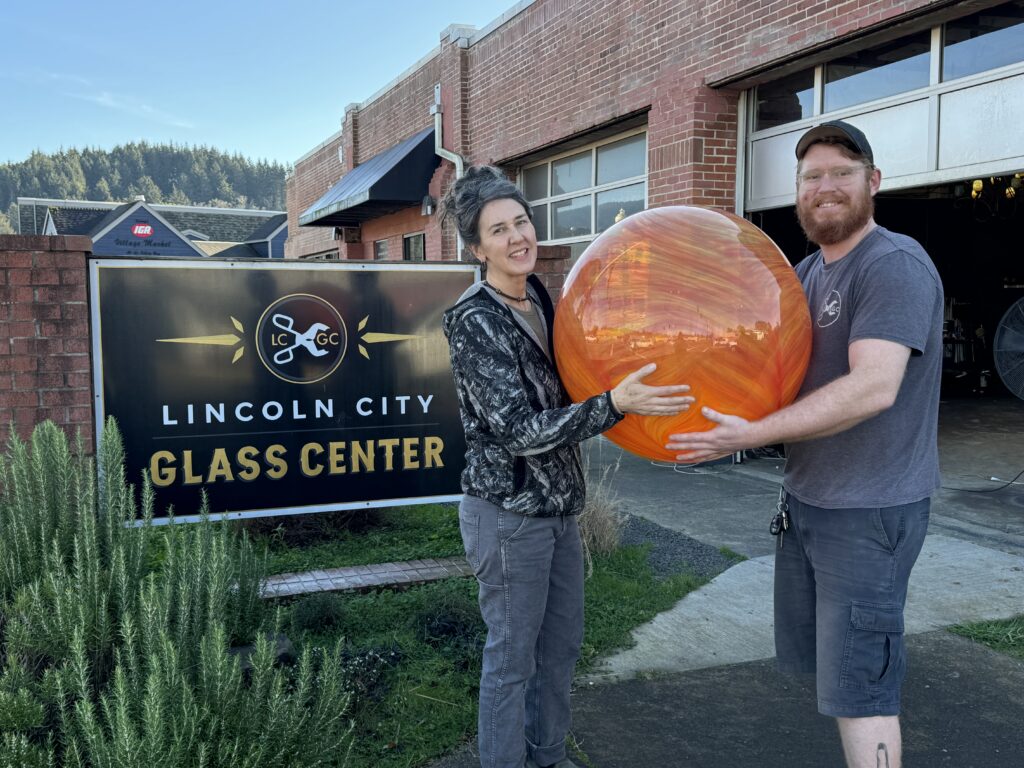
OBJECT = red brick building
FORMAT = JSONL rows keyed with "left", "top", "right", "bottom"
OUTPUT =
{"left": 288, "top": 0, "right": 1024, "bottom": 392}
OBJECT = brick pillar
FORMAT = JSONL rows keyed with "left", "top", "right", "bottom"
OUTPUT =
{"left": 647, "top": 80, "right": 739, "bottom": 211}
{"left": 534, "top": 244, "right": 572, "bottom": 303}
{"left": 0, "top": 235, "right": 93, "bottom": 447}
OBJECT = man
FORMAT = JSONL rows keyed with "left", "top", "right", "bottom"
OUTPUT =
{"left": 667, "top": 121, "right": 943, "bottom": 768}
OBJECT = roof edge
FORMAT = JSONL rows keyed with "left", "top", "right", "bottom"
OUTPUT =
{"left": 299, "top": 190, "right": 371, "bottom": 226}
{"left": 357, "top": 46, "right": 442, "bottom": 112}
{"left": 294, "top": 128, "right": 345, "bottom": 166}
{"left": 18, "top": 197, "right": 283, "bottom": 217}
{"left": 244, "top": 220, "right": 288, "bottom": 244}
{"left": 353, "top": 1, "right": 536, "bottom": 113}
{"left": 90, "top": 201, "right": 209, "bottom": 258}
{"left": 467, "top": 0, "right": 535, "bottom": 46}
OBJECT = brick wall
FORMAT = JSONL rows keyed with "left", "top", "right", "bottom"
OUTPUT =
{"left": 347, "top": 56, "right": 445, "bottom": 160}
{"left": 358, "top": 162, "right": 455, "bottom": 262}
{"left": 288, "top": 0, "right": 947, "bottom": 259}
{"left": 0, "top": 235, "right": 93, "bottom": 447}
{"left": 361, "top": 206, "right": 433, "bottom": 261}
{"left": 534, "top": 244, "right": 572, "bottom": 301}
{"left": 285, "top": 132, "right": 345, "bottom": 259}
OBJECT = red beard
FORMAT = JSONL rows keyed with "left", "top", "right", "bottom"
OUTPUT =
{"left": 796, "top": 185, "right": 874, "bottom": 246}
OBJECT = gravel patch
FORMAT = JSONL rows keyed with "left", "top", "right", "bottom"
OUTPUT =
{"left": 619, "top": 514, "right": 739, "bottom": 581}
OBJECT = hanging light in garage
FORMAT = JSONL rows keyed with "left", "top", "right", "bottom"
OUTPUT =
{"left": 962, "top": 174, "right": 1020, "bottom": 218}
{"left": 1007, "top": 174, "right": 1023, "bottom": 199}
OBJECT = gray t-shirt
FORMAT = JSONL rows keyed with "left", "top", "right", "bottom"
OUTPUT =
{"left": 783, "top": 226, "right": 944, "bottom": 508}
{"left": 512, "top": 300, "right": 549, "bottom": 360}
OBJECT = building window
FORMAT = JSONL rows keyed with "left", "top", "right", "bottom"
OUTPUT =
{"left": 755, "top": 68, "right": 815, "bottom": 131}
{"left": 403, "top": 233, "right": 425, "bottom": 261}
{"left": 373, "top": 240, "right": 389, "bottom": 260}
{"left": 824, "top": 32, "right": 931, "bottom": 113}
{"left": 521, "top": 130, "right": 646, "bottom": 259}
{"left": 752, "top": 4, "right": 1024, "bottom": 136}
{"left": 943, "top": 1, "right": 1024, "bottom": 82}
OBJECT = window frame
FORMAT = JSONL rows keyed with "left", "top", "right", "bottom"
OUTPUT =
{"left": 941, "top": 0, "right": 1024, "bottom": 83}
{"left": 402, "top": 232, "right": 425, "bottom": 261}
{"left": 750, "top": 4, "right": 1024, "bottom": 134}
{"left": 518, "top": 128, "right": 648, "bottom": 253}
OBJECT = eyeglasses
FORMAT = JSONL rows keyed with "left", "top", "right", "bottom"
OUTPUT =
{"left": 796, "top": 164, "right": 872, "bottom": 188}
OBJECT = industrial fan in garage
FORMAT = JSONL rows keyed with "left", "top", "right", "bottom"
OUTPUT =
{"left": 995, "top": 298, "right": 1024, "bottom": 400}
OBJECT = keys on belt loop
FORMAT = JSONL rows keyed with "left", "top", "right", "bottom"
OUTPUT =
{"left": 769, "top": 488, "right": 790, "bottom": 548}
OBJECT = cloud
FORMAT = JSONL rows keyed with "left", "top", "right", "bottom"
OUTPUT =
{"left": 66, "top": 89, "right": 195, "bottom": 130}
{"left": 0, "top": 70, "right": 89, "bottom": 85}
{"left": 46, "top": 72, "right": 94, "bottom": 87}
{"left": 8, "top": 69, "right": 194, "bottom": 130}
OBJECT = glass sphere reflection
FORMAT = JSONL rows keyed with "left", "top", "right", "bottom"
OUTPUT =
{"left": 553, "top": 205, "right": 811, "bottom": 462}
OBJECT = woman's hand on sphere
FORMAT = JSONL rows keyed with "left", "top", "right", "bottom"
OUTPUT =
{"left": 609, "top": 363, "right": 694, "bottom": 416}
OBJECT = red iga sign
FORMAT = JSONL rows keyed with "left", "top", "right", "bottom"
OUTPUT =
{"left": 132, "top": 222, "right": 154, "bottom": 237}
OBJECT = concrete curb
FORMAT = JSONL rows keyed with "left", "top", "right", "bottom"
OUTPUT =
{"left": 261, "top": 555, "right": 473, "bottom": 597}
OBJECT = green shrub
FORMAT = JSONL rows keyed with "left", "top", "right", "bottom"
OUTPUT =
{"left": 0, "top": 732, "right": 55, "bottom": 768}
{"left": 0, "top": 682, "right": 46, "bottom": 732}
{"left": 337, "top": 644, "right": 403, "bottom": 703}
{"left": 0, "top": 420, "right": 355, "bottom": 767}
{"left": 242, "top": 509, "right": 383, "bottom": 548}
{"left": 410, "top": 586, "right": 484, "bottom": 655}
{"left": 291, "top": 592, "right": 348, "bottom": 633}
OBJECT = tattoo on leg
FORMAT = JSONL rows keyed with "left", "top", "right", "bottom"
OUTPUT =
{"left": 876, "top": 743, "right": 890, "bottom": 768}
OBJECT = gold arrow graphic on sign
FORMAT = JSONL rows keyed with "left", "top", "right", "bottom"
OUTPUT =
{"left": 157, "top": 317, "right": 246, "bottom": 363}
{"left": 357, "top": 315, "right": 420, "bottom": 359}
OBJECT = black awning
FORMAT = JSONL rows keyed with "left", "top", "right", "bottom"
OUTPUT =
{"left": 299, "top": 126, "right": 440, "bottom": 227}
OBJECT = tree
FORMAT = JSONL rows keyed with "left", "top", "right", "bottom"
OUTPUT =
{"left": 166, "top": 184, "right": 191, "bottom": 205}
{"left": 0, "top": 143, "right": 287, "bottom": 210}
{"left": 93, "top": 178, "right": 113, "bottom": 201}
{"left": 127, "top": 175, "right": 163, "bottom": 203}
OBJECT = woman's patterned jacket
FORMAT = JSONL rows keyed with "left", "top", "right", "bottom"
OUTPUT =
{"left": 442, "top": 274, "right": 623, "bottom": 517}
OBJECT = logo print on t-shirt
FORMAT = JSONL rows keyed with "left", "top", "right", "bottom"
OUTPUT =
{"left": 817, "top": 290, "right": 842, "bottom": 327}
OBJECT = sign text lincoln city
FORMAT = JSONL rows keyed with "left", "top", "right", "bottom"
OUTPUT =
{"left": 151, "top": 394, "right": 445, "bottom": 487}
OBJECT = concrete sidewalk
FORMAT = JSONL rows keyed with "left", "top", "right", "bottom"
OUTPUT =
{"left": 428, "top": 411, "right": 1024, "bottom": 768}
{"left": 589, "top": 534, "right": 1024, "bottom": 681}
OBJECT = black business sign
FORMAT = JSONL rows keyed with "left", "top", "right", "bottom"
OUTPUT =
{"left": 89, "top": 259, "right": 477, "bottom": 523}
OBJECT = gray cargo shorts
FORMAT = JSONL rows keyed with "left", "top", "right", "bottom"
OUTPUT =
{"left": 774, "top": 492, "right": 929, "bottom": 718}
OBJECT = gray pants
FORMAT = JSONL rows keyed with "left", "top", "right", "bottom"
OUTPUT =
{"left": 459, "top": 495, "right": 584, "bottom": 768}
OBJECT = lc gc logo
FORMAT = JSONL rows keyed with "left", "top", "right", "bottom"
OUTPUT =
{"left": 256, "top": 294, "right": 347, "bottom": 383}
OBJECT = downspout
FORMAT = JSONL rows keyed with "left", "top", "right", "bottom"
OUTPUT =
{"left": 432, "top": 83, "right": 465, "bottom": 261}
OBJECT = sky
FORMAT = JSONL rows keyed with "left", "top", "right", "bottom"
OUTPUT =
{"left": 0, "top": 0, "right": 519, "bottom": 166}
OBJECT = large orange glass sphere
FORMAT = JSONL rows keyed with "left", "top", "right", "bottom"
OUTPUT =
{"left": 554, "top": 206, "right": 811, "bottom": 462}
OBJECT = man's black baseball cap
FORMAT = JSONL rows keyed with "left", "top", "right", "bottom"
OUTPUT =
{"left": 795, "top": 120, "right": 874, "bottom": 163}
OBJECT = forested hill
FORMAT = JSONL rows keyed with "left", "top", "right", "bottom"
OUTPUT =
{"left": 0, "top": 143, "right": 289, "bottom": 232}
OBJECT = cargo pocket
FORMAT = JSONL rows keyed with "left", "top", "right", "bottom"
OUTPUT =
{"left": 839, "top": 602, "right": 906, "bottom": 692}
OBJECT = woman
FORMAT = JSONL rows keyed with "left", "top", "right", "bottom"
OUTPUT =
{"left": 441, "top": 166, "right": 692, "bottom": 768}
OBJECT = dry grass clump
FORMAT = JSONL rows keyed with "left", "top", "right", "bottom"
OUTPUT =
{"left": 578, "top": 455, "right": 625, "bottom": 575}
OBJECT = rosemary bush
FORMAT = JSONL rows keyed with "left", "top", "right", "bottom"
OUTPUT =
{"left": 0, "top": 420, "right": 354, "bottom": 767}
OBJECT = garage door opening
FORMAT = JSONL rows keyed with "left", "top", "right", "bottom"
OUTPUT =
{"left": 752, "top": 175, "right": 1024, "bottom": 504}
{"left": 753, "top": 173, "right": 1024, "bottom": 401}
